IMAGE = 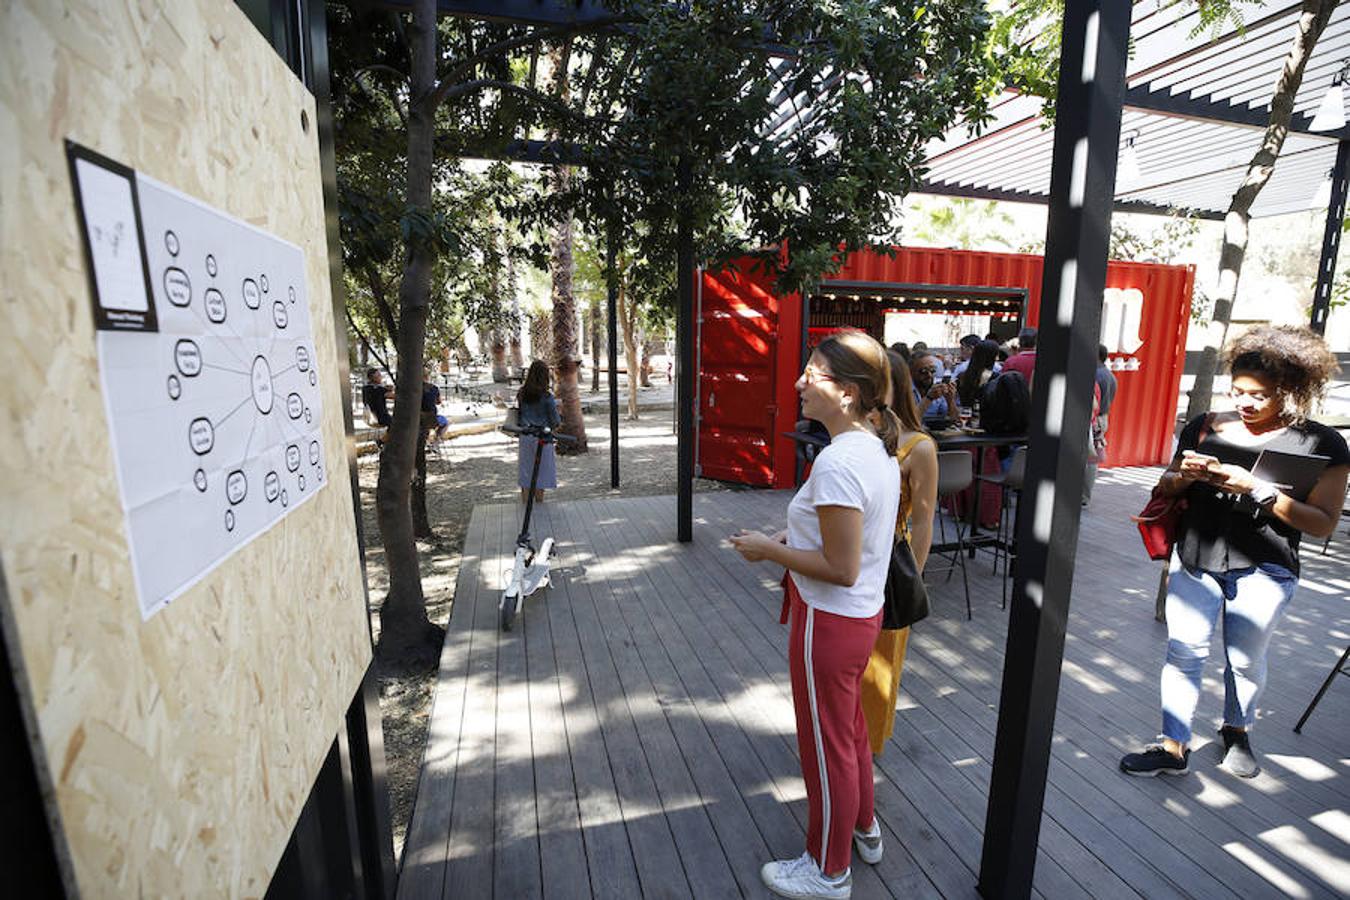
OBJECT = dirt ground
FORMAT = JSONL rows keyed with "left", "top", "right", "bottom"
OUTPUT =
{"left": 358, "top": 400, "right": 731, "bottom": 860}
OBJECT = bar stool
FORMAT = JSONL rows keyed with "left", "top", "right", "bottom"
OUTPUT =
{"left": 930, "top": 450, "right": 973, "bottom": 620}
{"left": 976, "top": 445, "right": 1026, "bottom": 610}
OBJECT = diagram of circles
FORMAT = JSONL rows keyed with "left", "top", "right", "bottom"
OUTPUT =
{"left": 250, "top": 356, "right": 274, "bottom": 414}
{"left": 163, "top": 268, "right": 192, "bottom": 307}
{"left": 204, "top": 288, "right": 227, "bottom": 323}
{"left": 174, "top": 339, "right": 202, "bottom": 377}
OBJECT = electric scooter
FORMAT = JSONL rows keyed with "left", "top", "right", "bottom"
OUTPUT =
{"left": 498, "top": 422, "right": 575, "bottom": 631}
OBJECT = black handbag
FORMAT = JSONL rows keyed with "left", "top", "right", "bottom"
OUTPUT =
{"left": 883, "top": 537, "right": 929, "bottom": 630}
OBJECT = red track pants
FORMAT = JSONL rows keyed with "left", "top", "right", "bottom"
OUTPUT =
{"left": 784, "top": 575, "right": 882, "bottom": 875}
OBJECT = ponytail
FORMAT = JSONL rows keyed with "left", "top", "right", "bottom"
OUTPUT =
{"left": 873, "top": 405, "right": 901, "bottom": 456}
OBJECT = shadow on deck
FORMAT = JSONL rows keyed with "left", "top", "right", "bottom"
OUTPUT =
{"left": 396, "top": 469, "right": 1350, "bottom": 899}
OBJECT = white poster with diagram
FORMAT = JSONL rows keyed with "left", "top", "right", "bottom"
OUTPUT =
{"left": 67, "top": 142, "right": 327, "bottom": 619}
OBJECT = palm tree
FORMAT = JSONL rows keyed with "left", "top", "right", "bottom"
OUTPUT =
{"left": 549, "top": 188, "right": 588, "bottom": 452}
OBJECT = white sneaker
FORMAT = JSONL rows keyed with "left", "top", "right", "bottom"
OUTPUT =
{"left": 760, "top": 852, "right": 851, "bottom": 899}
{"left": 853, "top": 819, "right": 883, "bottom": 865}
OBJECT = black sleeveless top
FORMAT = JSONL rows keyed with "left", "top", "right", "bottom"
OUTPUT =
{"left": 1175, "top": 414, "right": 1350, "bottom": 576}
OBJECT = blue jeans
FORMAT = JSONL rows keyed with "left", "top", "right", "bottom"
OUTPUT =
{"left": 1160, "top": 557, "right": 1297, "bottom": 745}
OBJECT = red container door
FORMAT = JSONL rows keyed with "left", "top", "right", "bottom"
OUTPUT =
{"left": 697, "top": 263, "right": 799, "bottom": 486}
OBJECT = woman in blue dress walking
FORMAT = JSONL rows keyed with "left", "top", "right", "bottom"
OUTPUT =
{"left": 516, "top": 360, "right": 561, "bottom": 503}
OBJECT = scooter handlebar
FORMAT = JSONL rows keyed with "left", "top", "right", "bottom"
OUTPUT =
{"left": 501, "top": 423, "right": 578, "bottom": 444}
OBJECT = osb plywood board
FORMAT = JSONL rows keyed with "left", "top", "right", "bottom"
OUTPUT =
{"left": 0, "top": 1, "right": 371, "bottom": 896}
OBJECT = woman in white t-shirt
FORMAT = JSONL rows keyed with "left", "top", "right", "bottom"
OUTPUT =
{"left": 731, "top": 331, "right": 901, "bottom": 900}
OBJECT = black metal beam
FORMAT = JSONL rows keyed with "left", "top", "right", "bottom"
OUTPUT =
{"left": 0, "top": 563, "right": 74, "bottom": 897}
{"left": 376, "top": 0, "right": 623, "bottom": 26}
{"left": 978, "top": 2, "right": 1131, "bottom": 897}
{"left": 817, "top": 280, "right": 1031, "bottom": 299}
{"left": 607, "top": 220, "right": 620, "bottom": 488}
{"left": 1123, "top": 83, "right": 1350, "bottom": 140}
{"left": 918, "top": 180, "right": 1225, "bottom": 220}
{"left": 676, "top": 158, "right": 694, "bottom": 542}
{"left": 304, "top": 2, "right": 397, "bottom": 894}
{"left": 1312, "top": 139, "right": 1350, "bottom": 334}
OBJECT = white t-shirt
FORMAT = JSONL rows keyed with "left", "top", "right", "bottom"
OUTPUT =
{"left": 785, "top": 430, "right": 901, "bottom": 618}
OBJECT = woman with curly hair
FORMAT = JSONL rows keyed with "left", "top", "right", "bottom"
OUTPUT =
{"left": 1121, "top": 325, "right": 1349, "bottom": 779}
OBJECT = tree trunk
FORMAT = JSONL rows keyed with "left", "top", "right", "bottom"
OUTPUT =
{"left": 509, "top": 255, "right": 524, "bottom": 369}
{"left": 1186, "top": 0, "right": 1336, "bottom": 419}
{"left": 412, "top": 415, "right": 432, "bottom": 539}
{"left": 373, "top": 0, "right": 445, "bottom": 671}
{"left": 550, "top": 203, "right": 588, "bottom": 453}
{"left": 640, "top": 333, "right": 660, "bottom": 387}
{"left": 490, "top": 329, "right": 510, "bottom": 382}
{"left": 618, "top": 278, "right": 640, "bottom": 420}
{"left": 529, "top": 311, "right": 551, "bottom": 365}
{"left": 590, "top": 295, "right": 603, "bottom": 393}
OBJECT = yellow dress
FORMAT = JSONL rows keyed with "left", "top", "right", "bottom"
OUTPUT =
{"left": 861, "top": 432, "right": 932, "bottom": 756}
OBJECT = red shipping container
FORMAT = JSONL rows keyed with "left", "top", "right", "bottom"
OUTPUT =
{"left": 698, "top": 247, "right": 1193, "bottom": 488}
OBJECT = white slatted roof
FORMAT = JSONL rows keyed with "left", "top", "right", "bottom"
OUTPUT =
{"left": 922, "top": 1, "right": 1350, "bottom": 219}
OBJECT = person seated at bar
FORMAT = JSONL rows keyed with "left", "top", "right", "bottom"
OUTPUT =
{"left": 950, "top": 334, "right": 982, "bottom": 378}
{"left": 956, "top": 339, "right": 1002, "bottom": 409}
{"left": 910, "top": 352, "right": 959, "bottom": 425}
{"left": 1001, "top": 326, "right": 1038, "bottom": 386}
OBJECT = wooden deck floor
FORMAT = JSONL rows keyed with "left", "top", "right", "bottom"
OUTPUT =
{"left": 397, "top": 469, "right": 1350, "bottom": 899}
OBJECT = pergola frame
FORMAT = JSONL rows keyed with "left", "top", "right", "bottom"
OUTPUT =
{"left": 333, "top": 3, "right": 1344, "bottom": 898}
{"left": 921, "top": 2, "right": 1350, "bottom": 336}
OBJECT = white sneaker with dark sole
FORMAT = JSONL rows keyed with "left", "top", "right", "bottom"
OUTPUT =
{"left": 853, "top": 820, "right": 883, "bottom": 865}
{"left": 760, "top": 852, "right": 851, "bottom": 899}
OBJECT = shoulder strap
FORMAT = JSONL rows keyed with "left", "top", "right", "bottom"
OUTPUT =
{"left": 895, "top": 432, "right": 929, "bottom": 462}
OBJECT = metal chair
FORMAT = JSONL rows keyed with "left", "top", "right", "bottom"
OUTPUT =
{"left": 975, "top": 446, "right": 1026, "bottom": 609}
{"left": 929, "top": 450, "right": 973, "bottom": 620}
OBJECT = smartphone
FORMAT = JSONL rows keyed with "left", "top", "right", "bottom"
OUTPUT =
{"left": 941, "top": 374, "right": 952, "bottom": 384}
{"left": 1181, "top": 450, "right": 1222, "bottom": 475}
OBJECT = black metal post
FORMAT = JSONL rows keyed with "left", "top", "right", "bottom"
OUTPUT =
{"left": 304, "top": 3, "right": 396, "bottom": 895}
{"left": 0, "top": 564, "right": 73, "bottom": 897}
{"left": 607, "top": 219, "right": 621, "bottom": 488}
{"left": 1311, "top": 139, "right": 1350, "bottom": 335}
{"left": 796, "top": 293, "right": 812, "bottom": 486}
{"left": 676, "top": 159, "right": 694, "bottom": 542}
{"left": 978, "top": 3, "right": 1130, "bottom": 898}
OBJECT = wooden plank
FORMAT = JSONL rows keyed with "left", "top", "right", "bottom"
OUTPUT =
{"left": 690, "top": 492, "right": 1091, "bottom": 899}
{"left": 662, "top": 493, "right": 991, "bottom": 898}
{"left": 544, "top": 500, "right": 694, "bottom": 898}
{"left": 622, "top": 494, "right": 934, "bottom": 900}
{"left": 400, "top": 478, "right": 1347, "bottom": 900}
{"left": 579, "top": 495, "right": 837, "bottom": 897}
{"left": 556, "top": 497, "right": 735, "bottom": 898}
{"left": 899, "top": 651, "right": 1271, "bottom": 900}
{"left": 441, "top": 501, "right": 506, "bottom": 899}
{"left": 494, "top": 501, "right": 543, "bottom": 900}
{"left": 912, "top": 599, "right": 1344, "bottom": 900}
{"left": 396, "top": 503, "right": 491, "bottom": 900}
{"left": 536, "top": 501, "right": 645, "bottom": 900}
{"left": 518, "top": 503, "right": 592, "bottom": 900}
